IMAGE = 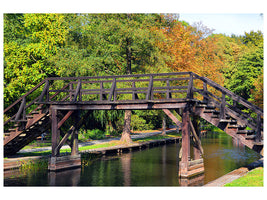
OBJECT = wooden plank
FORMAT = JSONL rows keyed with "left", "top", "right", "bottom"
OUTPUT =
{"left": 47, "top": 71, "right": 191, "bottom": 81}
{"left": 51, "top": 102, "right": 187, "bottom": 110}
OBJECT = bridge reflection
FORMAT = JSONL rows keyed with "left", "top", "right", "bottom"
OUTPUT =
{"left": 48, "top": 168, "right": 81, "bottom": 186}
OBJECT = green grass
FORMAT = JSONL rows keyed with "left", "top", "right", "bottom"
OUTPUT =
{"left": 224, "top": 167, "right": 264, "bottom": 187}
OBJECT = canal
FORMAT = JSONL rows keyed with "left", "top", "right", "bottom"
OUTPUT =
{"left": 4, "top": 131, "right": 261, "bottom": 186}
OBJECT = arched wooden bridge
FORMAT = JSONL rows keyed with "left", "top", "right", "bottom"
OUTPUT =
{"left": 4, "top": 72, "right": 263, "bottom": 177}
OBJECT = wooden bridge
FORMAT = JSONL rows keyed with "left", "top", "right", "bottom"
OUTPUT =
{"left": 4, "top": 72, "right": 263, "bottom": 177}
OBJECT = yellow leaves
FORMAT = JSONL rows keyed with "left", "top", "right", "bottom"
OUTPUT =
{"left": 156, "top": 21, "right": 225, "bottom": 86}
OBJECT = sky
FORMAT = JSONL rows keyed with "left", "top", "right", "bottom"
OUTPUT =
{"left": 179, "top": 13, "right": 264, "bottom": 36}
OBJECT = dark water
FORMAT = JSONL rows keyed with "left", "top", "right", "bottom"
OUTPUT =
{"left": 4, "top": 132, "right": 261, "bottom": 186}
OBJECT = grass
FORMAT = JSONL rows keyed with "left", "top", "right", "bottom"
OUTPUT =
{"left": 224, "top": 167, "right": 264, "bottom": 187}
{"left": 16, "top": 132, "right": 180, "bottom": 157}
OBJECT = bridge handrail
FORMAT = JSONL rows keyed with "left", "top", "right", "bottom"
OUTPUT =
{"left": 192, "top": 72, "right": 263, "bottom": 115}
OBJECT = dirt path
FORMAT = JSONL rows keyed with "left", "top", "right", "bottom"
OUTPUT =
{"left": 18, "top": 129, "right": 176, "bottom": 154}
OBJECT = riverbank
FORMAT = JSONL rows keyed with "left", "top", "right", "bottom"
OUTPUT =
{"left": 4, "top": 130, "right": 180, "bottom": 171}
{"left": 204, "top": 158, "right": 263, "bottom": 187}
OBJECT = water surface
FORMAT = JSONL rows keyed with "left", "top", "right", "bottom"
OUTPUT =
{"left": 4, "top": 132, "right": 261, "bottom": 186}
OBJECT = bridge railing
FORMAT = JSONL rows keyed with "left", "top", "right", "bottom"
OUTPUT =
{"left": 191, "top": 73, "right": 263, "bottom": 142}
{"left": 4, "top": 72, "right": 263, "bottom": 143}
{"left": 38, "top": 72, "right": 193, "bottom": 104}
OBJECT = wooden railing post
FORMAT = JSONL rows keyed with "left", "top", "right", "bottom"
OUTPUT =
{"left": 203, "top": 81, "right": 208, "bottom": 103}
{"left": 220, "top": 92, "right": 226, "bottom": 119}
{"left": 166, "top": 79, "right": 172, "bottom": 99}
{"left": 146, "top": 76, "right": 153, "bottom": 100}
{"left": 78, "top": 79, "right": 82, "bottom": 102}
{"left": 132, "top": 81, "right": 139, "bottom": 100}
{"left": 15, "top": 97, "right": 26, "bottom": 121}
{"left": 69, "top": 83, "right": 73, "bottom": 101}
{"left": 108, "top": 78, "right": 116, "bottom": 101}
{"left": 186, "top": 73, "right": 193, "bottom": 99}
{"left": 72, "top": 79, "right": 82, "bottom": 102}
{"left": 39, "top": 80, "right": 49, "bottom": 102}
{"left": 255, "top": 113, "right": 262, "bottom": 142}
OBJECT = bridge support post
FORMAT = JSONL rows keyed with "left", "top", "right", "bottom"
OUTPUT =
{"left": 48, "top": 107, "right": 81, "bottom": 171}
{"left": 179, "top": 104, "right": 204, "bottom": 178}
{"left": 71, "top": 111, "right": 80, "bottom": 156}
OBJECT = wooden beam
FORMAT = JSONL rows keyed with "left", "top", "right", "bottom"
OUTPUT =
{"left": 51, "top": 102, "right": 187, "bottom": 111}
{"left": 51, "top": 108, "right": 60, "bottom": 156}
{"left": 181, "top": 106, "right": 190, "bottom": 162}
{"left": 189, "top": 117, "right": 204, "bottom": 155}
{"left": 162, "top": 109, "right": 182, "bottom": 128}
{"left": 55, "top": 128, "right": 75, "bottom": 154}
{"left": 57, "top": 110, "right": 74, "bottom": 129}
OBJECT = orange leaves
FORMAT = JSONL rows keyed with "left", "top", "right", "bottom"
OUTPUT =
{"left": 157, "top": 21, "right": 225, "bottom": 86}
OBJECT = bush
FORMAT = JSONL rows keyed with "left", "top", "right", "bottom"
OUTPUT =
{"left": 79, "top": 129, "right": 105, "bottom": 140}
{"left": 131, "top": 114, "right": 153, "bottom": 131}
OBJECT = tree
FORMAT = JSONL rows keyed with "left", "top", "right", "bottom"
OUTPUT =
{"left": 157, "top": 20, "right": 225, "bottom": 86}
{"left": 225, "top": 44, "right": 263, "bottom": 101}
{"left": 4, "top": 14, "right": 69, "bottom": 107}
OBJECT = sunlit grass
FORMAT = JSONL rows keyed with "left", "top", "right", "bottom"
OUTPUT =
{"left": 224, "top": 167, "right": 263, "bottom": 187}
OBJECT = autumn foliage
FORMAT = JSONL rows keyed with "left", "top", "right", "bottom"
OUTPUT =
{"left": 158, "top": 21, "right": 225, "bottom": 86}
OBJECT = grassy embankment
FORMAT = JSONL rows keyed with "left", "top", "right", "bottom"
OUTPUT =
{"left": 224, "top": 167, "right": 264, "bottom": 187}
{"left": 16, "top": 131, "right": 180, "bottom": 157}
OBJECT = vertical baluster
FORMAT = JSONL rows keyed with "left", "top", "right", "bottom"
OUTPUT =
{"left": 78, "top": 79, "right": 82, "bottom": 102}
{"left": 146, "top": 76, "right": 153, "bottom": 100}
{"left": 100, "top": 82, "right": 104, "bottom": 101}
{"left": 46, "top": 80, "right": 50, "bottom": 102}
{"left": 220, "top": 92, "right": 226, "bottom": 119}
{"left": 166, "top": 79, "right": 172, "bottom": 99}
{"left": 186, "top": 73, "right": 193, "bottom": 99}
{"left": 203, "top": 81, "right": 208, "bottom": 103}
{"left": 256, "top": 113, "right": 262, "bottom": 142}
{"left": 69, "top": 83, "right": 73, "bottom": 102}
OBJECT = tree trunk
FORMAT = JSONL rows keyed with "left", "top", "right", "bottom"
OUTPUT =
{"left": 120, "top": 110, "right": 132, "bottom": 143}
{"left": 120, "top": 24, "right": 133, "bottom": 143}
{"left": 161, "top": 115, "right": 166, "bottom": 135}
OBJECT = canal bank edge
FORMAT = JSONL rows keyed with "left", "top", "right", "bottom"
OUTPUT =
{"left": 204, "top": 158, "right": 263, "bottom": 187}
{"left": 3, "top": 136, "right": 181, "bottom": 171}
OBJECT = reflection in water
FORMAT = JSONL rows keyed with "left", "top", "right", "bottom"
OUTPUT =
{"left": 179, "top": 174, "right": 204, "bottom": 186}
{"left": 4, "top": 132, "right": 261, "bottom": 186}
{"left": 48, "top": 168, "right": 81, "bottom": 186}
{"left": 121, "top": 153, "right": 131, "bottom": 186}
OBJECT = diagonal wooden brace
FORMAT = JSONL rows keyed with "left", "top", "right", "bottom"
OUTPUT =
{"left": 189, "top": 118, "right": 204, "bottom": 155}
